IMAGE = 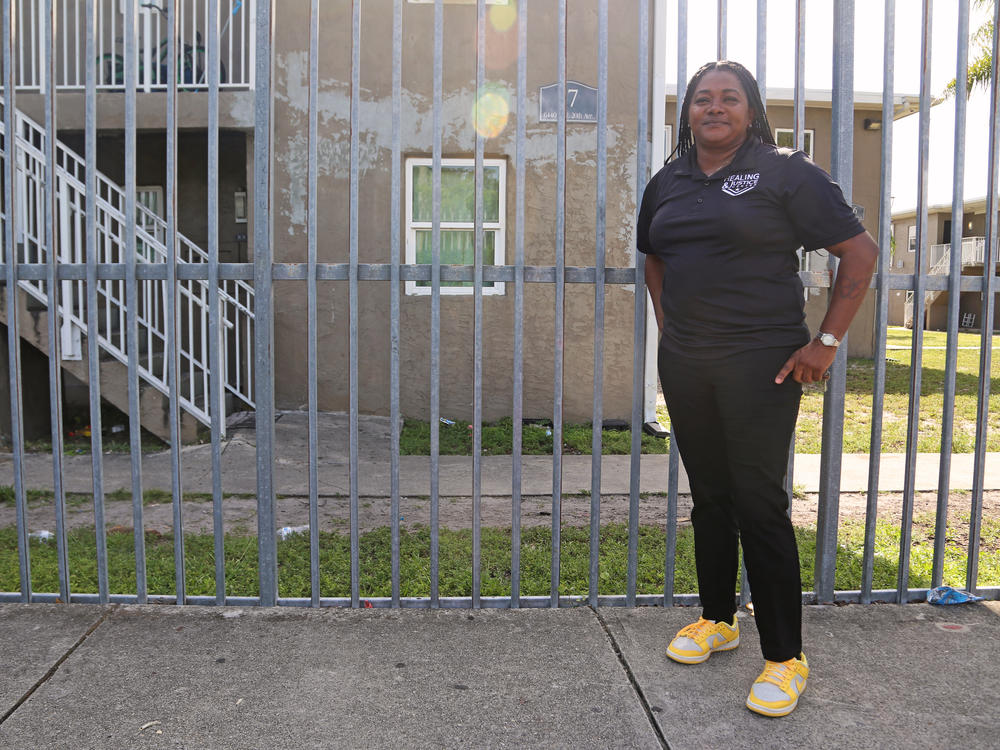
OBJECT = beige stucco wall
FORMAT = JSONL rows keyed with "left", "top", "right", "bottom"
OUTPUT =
{"left": 14, "top": 91, "right": 256, "bottom": 131}
{"left": 267, "top": 0, "right": 651, "bottom": 422}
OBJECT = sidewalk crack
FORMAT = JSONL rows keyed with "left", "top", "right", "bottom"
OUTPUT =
{"left": 0, "top": 605, "right": 118, "bottom": 726}
{"left": 591, "top": 607, "right": 671, "bottom": 750}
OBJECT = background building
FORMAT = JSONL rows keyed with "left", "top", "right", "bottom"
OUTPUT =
{"left": 890, "top": 89, "right": 999, "bottom": 332}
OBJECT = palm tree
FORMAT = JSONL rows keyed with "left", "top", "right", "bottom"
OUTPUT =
{"left": 946, "top": 0, "right": 994, "bottom": 96}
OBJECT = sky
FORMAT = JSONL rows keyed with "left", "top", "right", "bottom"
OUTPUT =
{"left": 660, "top": 1, "right": 996, "bottom": 213}
{"left": 661, "top": 0, "right": 993, "bottom": 96}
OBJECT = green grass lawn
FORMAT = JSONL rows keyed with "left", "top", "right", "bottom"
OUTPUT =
{"left": 400, "top": 417, "right": 669, "bottom": 456}
{"left": 793, "top": 327, "right": 1000, "bottom": 453}
{"left": 3, "top": 515, "right": 995, "bottom": 599}
{"left": 408, "top": 328, "right": 998, "bottom": 456}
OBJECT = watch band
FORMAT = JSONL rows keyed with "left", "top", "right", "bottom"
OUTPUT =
{"left": 817, "top": 331, "right": 840, "bottom": 348}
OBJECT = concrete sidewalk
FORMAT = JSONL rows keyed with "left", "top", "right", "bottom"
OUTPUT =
{"left": 2, "top": 411, "right": 999, "bottom": 496}
{"left": 1, "top": 601, "right": 998, "bottom": 748}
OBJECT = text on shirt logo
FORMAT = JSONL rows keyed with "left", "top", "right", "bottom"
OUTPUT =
{"left": 721, "top": 172, "right": 760, "bottom": 197}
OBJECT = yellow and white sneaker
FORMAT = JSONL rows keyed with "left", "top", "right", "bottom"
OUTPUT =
{"left": 666, "top": 616, "right": 740, "bottom": 664}
{"left": 745, "top": 652, "right": 809, "bottom": 717}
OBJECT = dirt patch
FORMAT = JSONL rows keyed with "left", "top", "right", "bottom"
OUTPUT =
{"left": 3, "top": 490, "right": 998, "bottom": 536}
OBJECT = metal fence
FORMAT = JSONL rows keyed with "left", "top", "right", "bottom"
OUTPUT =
{"left": 0, "top": 0, "right": 998, "bottom": 609}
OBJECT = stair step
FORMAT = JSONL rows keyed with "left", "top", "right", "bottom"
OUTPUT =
{"left": 3, "top": 104, "right": 254, "bottom": 441}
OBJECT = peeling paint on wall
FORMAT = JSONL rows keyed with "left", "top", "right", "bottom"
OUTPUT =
{"left": 275, "top": 50, "right": 641, "bottom": 244}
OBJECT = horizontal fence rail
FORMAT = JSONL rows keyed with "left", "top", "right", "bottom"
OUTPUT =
{"left": 1, "top": 0, "right": 998, "bottom": 611}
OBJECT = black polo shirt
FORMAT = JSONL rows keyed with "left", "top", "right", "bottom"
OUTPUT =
{"left": 637, "top": 137, "right": 864, "bottom": 357}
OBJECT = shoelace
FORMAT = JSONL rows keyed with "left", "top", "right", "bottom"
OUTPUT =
{"left": 677, "top": 618, "right": 716, "bottom": 643}
{"left": 759, "top": 659, "right": 797, "bottom": 689}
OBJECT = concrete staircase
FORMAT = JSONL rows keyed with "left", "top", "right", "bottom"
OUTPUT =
{"left": 0, "top": 285, "right": 202, "bottom": 442}
{"left": 0, "top": 105, "right": 254, "bottom": 442}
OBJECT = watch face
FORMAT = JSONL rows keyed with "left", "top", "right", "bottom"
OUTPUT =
{"left": 820, "top": 333, "right": 839, "bottom": 347}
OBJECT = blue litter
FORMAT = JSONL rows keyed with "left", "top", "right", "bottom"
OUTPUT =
{"left": 926, "top": 585, "right": 984, "bottom": 605}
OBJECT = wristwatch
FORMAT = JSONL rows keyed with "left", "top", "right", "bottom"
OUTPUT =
{"left": 816, "top": 331, "right": 841, "bottom": 348}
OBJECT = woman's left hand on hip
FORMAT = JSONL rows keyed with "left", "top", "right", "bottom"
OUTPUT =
{"left": 774, "top": 340, "right": 838, "bottom": 385}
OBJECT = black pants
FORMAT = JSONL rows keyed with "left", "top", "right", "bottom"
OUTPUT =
{"left": 659, "top": 344, "right": 803, "bottom": 663}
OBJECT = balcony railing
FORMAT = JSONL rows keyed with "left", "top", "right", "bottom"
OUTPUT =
{"left": 928, "top": 236, "right": 987, "bottom": 273}
{"left": 4, "top": 0, "right": 253, "bottom": 92}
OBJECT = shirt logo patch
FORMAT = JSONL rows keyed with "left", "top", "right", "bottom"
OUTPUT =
{"left": 721, "top": 172, "right": 760, "bottom": 196}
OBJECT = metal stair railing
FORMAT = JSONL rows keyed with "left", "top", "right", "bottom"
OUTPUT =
{"left": 0, "top": 105, "right": 255, "bottom": 428}
{"left": 915, "top": 238, "right": 990, "bottom": 318}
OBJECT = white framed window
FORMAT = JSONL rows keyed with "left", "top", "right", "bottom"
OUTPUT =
{"left": 234, "top": 191, "right": 248, "bottom": 223}
{"left": 137, "top": 186, "right": 164, "bottom": 218}
{"left": 775, "top": 128, "right": 814, "bottom": 160}
{"left": 908, "top": 225, "right": 917, "bottom": 253}
{"left": 405, "top": 157, "right": 506, "bottom": 296}
{"left": 663, "top": 124, "right": 673, "bottom": 160}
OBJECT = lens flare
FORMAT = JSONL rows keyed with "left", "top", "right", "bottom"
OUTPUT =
{"left": 489, "top": 1, "right": 517, "bottom": 33}
{"left": 472, "top": 84, "right": 510, "bottom": 139}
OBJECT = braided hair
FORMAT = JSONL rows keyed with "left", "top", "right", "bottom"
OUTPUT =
{"left": 669, "top": 60, "right": 775, "bottom": 162}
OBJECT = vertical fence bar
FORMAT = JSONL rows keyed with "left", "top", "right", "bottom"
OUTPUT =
{"left": 389, "top": 0, "right": 402, "bottom": 608}
{"left": 208, "top": 0, "right": 226, "bottom": 605}
{"left": 349, "top": 0, "right": 361, "bottom": 608}
{"left": 3, "top": 0, "right": 31, "bottom": 603}
{"left": 31, "top": 0, "right": 37, "bottom": 90}
{"left": 743, "top": 0, "right": 771, "bottom": 611}
{"left": 306, "top": 0, "right": 319, "bottom": 608}
{"left": 628, "top": 0, "right": 649, "bottom": 607}
{"left": 897, "top": 0, "right": 933, "bottom": 604}
{"left": 588, "top": 0, "right": 608, "bottom": 609}
{"left": 793, "top": 0, "right": 805, "bottom": 152}
{"left": 814, "top": 0, "right": 855, "bottom": 603}
{"left": 665, "top": 0, "right": 686, "bottom": 607}
{"left": 84, "top": 0, "right": 108, "bottom": 604}
{"left": 43, "top": 0, "right": 70, "bottom": 603}
{"left": 429, "top": 0, "right": 442, "bottom": 607}
{"left": 645, "top": 0, "right": 665, "bottom": 431}
{"left": 472, "top": 0, "right": 486, "bottom": 609}
{"left": 98, "top": 0, "right": 103, "bottom": 90}
{"left": 124, "top": 0, "right": 147, "bottom": 603}
{"left": 968, "top": 0, "right": 1000, "bottom": 594}
{"left": 228, "top": 0, "right": 234, "bottom": 87}
{"left": 59, "top": 0, "right": 65, "bottom": 85}
{"left": 663, "top": 435, "right": 678, "bottom": 605}
{"left": 511, "top": 0, "right": 526, "bottom": 609}
{"left": 716, "top": 0, "right": 726, "bottom": 60}
{"left": 17, "top": 0, "right": 23, "bottom": 89}
{"left": 756, "top": 0, "right": 766, "bottom": 102}
{"left": 166, "top": 0, "right": 185, "bottom": 605}
{"left": 933, "top": 0, "right": 969, "bottom": 587}
{"left": 862, "top": 0, "right": 896, "bottom": 603}
{"left": 254, "top": 0, "right": 276, "bottom": 608}
{"left": 550, "top": 0, "right": 566, "bottom": 608}
{"left": 675, "top": 0, "right": 685, "bottom": 137}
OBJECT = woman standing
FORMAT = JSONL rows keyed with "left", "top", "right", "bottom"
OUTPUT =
{"left": 637, "top": 60, "right": 877, "bottom": 717}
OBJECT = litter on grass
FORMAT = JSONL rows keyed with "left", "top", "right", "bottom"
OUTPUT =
{"left": 926, "top": 586, "right": 984, "bottom": 605}
{"left": 277, "top": 525, "right": 310, "bottom": 540}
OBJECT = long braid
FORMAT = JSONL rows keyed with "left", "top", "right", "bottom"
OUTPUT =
{"left": 668, "top": 60, "right": 775, "bottom": 162}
